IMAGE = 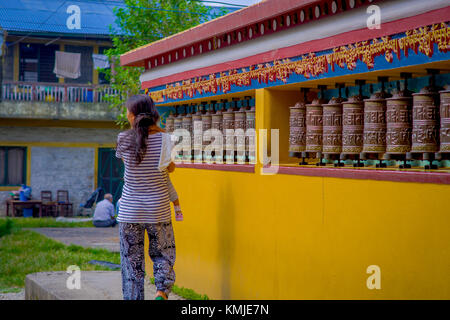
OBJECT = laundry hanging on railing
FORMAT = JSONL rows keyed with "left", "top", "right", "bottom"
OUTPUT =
{"left": 53, "top": 51, "right": 81, "bottom": 79}
{"left": 92, "top": 53, "right": 110, "bottom": 70}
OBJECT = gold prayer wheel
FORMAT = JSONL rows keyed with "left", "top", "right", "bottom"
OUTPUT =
{"left": 439, "top": 86, "right": 450, "bottom": 153}
{"left": 411, "top": 86, "right": 440, "bottom": 153}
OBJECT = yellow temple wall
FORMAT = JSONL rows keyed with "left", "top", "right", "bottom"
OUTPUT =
{"left": 143, "top": 88, "right": 450, "bottom": 300}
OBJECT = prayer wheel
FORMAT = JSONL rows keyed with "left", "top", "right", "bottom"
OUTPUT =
{"left": 202, "top": 102, "right": 214, "bottom": 161}
{"left": 386, "top": 77, "right": 413, "bottom": 155}
{"left": 192, "top": 104, "right": 204, "bottom": 162}
{"left": 342, "top": 95, "right": 364, "bottom": 154}
{"left": 212, "top": 100, "right": 226, "bottom": 162}
{"left": 323, "top": 96, "right": 344, "bottom": 155}
{"left": 223, "top": 100, "right": 237, "bottom": 163}
{"left": 363, "top": 78, "right": 391, "bottom": 157}
{"left": 182, "top": 105, "right": 194, "bottom": 161}
{"left": 411, "top": 87, "right": 440, "bottom": 153}
{"left": 174, "top": 107, "right": 186, "bottom": 161}
{"left": 235, "top": 99, "right": 248, "bottom": 163}
{"left": 212, "top": 100, "right": 225, "bottom": 132}
{"left": 165, "top": 107, "right": 177, "bottom": 134}
{"left": 289, "top": 88, "right": 309, "bottom": 157}
{"left": 439, "top": 85, "right": 450, "bottom": 154}
{"left": 305, "top": 86, "right": 326, "bottom": 157}
{"left": 322, "top": 83, "right": 345, "bottom": 168}
{"left": 245, "top": 99, "right": 256, "bottom": 164}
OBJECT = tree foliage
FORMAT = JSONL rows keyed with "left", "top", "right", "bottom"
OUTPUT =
{"left": 101, "top": 0, "right": 224, "bottom": 126}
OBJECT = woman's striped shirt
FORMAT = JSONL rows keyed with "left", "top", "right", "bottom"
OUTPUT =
{"left": 115, "top": 131, "right": 172, "bottom": 224}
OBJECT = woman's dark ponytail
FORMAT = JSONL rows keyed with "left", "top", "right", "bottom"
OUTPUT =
{"left": 126, "top": 95, "right": 160, "bottom": 164}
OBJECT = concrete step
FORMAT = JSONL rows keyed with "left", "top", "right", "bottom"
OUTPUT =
{"left": 25, "top": 271, "right": 184, "bottom": 300}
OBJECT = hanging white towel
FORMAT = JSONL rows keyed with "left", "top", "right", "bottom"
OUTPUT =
{"left": 53, "top": 51, "right": 81, "bottom": 79}
{"left": 92, "top": 53, "right": 110, "bottom": 69}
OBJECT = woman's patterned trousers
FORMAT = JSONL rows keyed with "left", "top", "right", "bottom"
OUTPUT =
{"left": 119, "top": 221, "right": 176, "bottom": 300}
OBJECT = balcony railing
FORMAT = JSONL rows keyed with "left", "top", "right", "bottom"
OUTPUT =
{"left": 1, "top": 81, "right": 120, "bottom": 103}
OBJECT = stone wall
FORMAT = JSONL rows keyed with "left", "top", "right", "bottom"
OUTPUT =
{"left": 0, "top": 126, "right": 122, "bottom": 216}
{"left": 30, "top": 147, "right": 95, "bottom": 215}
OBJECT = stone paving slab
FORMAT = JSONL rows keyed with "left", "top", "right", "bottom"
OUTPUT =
{"left": 25, "top": 271, "right": 184, "bottom": 300}
{"left": 28, "top": 227, "right": 119, "bottom": 252}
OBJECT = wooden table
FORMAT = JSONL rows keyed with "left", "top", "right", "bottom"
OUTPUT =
{"left": 5, "top": 199, "right": 43, "bottom": 217}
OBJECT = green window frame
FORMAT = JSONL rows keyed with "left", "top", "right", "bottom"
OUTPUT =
{"left": 0, "top": 146, "right": 27, "bottom": 187}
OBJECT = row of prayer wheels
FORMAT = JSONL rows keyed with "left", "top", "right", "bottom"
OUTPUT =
{"left": 289, "top": 71, "right": 450, "bottom": 169}
{"left": 166, "top": 97, "right": 256, "bottom": 163}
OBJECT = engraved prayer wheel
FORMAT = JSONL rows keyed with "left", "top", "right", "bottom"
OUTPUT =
{"left": 223, "top": 101, "right": 237, "bottom": 162}
{"left": 174, "top": 107, "right": 186, "bottom": 160}
{"left": 166, "top": 111, "right": 175, "bottom": 134}
{"left": 245, "top": 99, "right": 256, "bottom": 163}
{"left": 411, "top": 86, "right": 440, "bottom": 153}
{"left": 439, "top": 86, "right": 450, "bottom": 153}
{"left": 202, "top": 102, "right": 214, "bottom": 161}
{"left": 182, "top": 107, "right": 194, "bottom": 160}
{"left": 363, "top": 91, "right": 388, "bottom": 154}
{"left": 342, "top": 95, "right": 364, "bottom": 154}
{"left": 342, "top": 81, "right": 366, "bottom": 156}
{"left": 192, "top": 104, "right": 204, "bottom": 161}
{"left": 323, "top": 97, "right": 344, "bottom": 154}
{"left": 212, "top": 100, "right": 225, "bottom": 132}
{"left": 174, "top": 109, "right": 184, "bottom": 130}
{"left": 235, "top": 99, "right": 248, "bottom": 163}
{"left": 386, "top": 87, "right": 413, "bottom": 154}
{"left": 289, "top": 102, "right": 307, "bottom": 154}
{"left": 305, "top": 98, "right": 324, "bottom": 154}
{"left": 212, "top": 100, "right": 226, "bottom": 162}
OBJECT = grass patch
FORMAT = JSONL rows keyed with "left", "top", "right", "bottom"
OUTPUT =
{"left": 0, "top": 217, "right": 93, "bottom": 228}
{"left": 0, "top": 218, "right": 208, "bottom": 300}
{"left": 0, "top": 229, "right": 120, "bottom": 289}
{"left": 0, "top": 219, "right": 17, "bottom": 238}
{"left": 147, "top": 276, "right": 209, "bottom": 300}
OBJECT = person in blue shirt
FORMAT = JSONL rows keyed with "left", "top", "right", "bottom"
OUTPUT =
{"left": 92, "top": 194, "right": 117, "bottom": 227}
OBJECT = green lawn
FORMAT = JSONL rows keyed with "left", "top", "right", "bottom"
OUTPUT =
{"left": 0, "top": 217, "right": 93, "bottom": 228}
{"left": 0, "top": 218, "right": 209, "bottom": 299}
{"left": 0, "top": 229, "right": 120, "bottom": 292}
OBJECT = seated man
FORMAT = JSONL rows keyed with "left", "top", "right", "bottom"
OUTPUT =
{"left": 92, "top": 194, "right": 117, "bottom": 228}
